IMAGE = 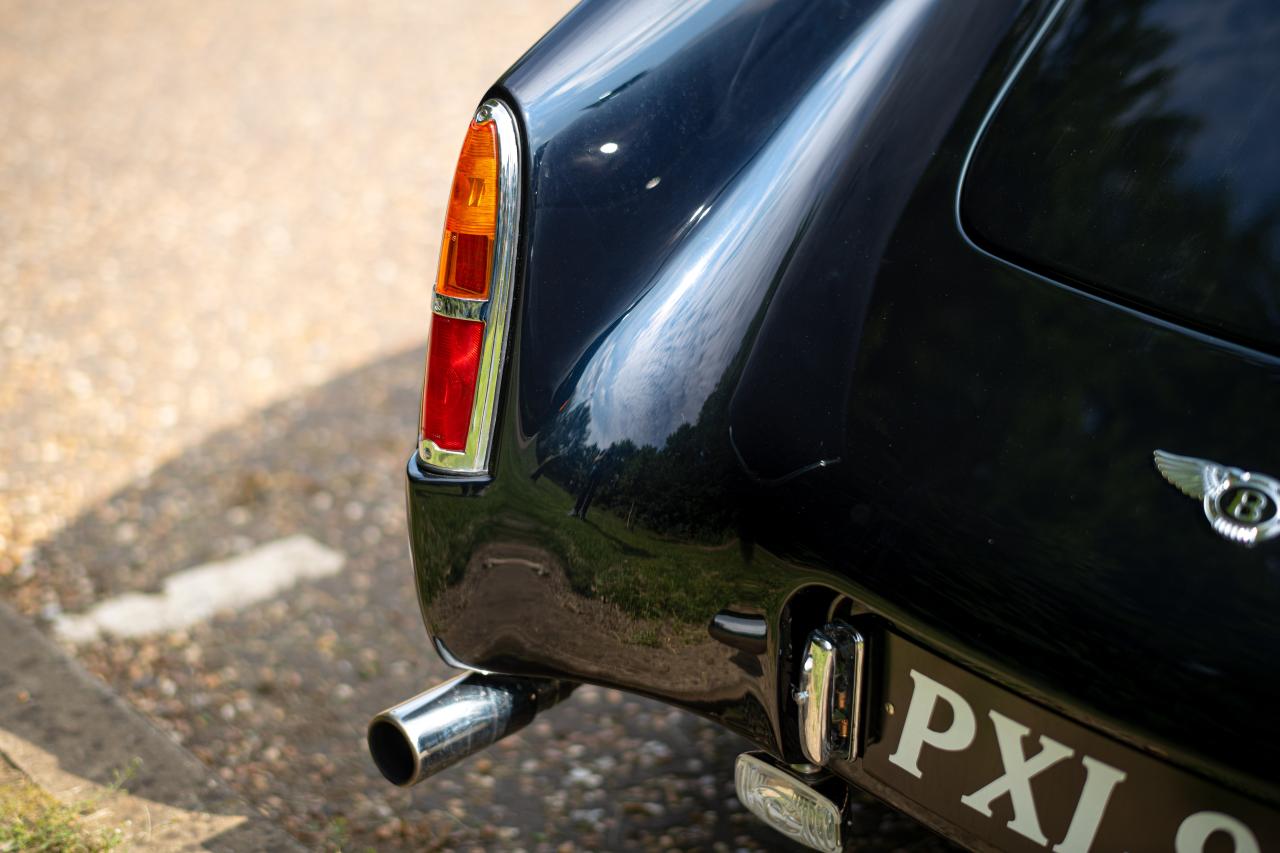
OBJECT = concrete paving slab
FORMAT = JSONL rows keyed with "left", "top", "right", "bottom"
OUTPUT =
{"left": 0, "top": 601, "right": 303, "bottom": 851}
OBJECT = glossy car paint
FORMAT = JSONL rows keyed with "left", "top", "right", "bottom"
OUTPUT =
{"left": 405, "top": 0, "right": 1280, "bottom": 839}
{"left": 964, "top": 0, "right": 1280, "bottom": 352}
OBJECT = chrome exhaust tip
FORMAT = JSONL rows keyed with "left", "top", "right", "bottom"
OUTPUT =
{"left": 367, "top": 671, "right": 574, "bottom": 787}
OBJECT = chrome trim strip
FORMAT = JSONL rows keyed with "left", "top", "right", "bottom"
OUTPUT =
{"left": 419, "top": 98, "right": 521, "bottom": 474}
{"left": 848, "top": 626, "right": 866, "bottom": 756}
{"left": 431, "top": 293, "right": 489, "bottom": 323}
{"left": 954, "top": 0, "right": 1069, "bottom": 209}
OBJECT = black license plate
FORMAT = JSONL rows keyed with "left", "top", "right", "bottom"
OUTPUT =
{"left": 861, "top": 633, "right": 1278, "bottom": 852}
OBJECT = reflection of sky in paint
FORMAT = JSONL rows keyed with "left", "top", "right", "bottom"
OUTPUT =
{"left": 572, "top": 0, "right": 934, "bottom": 449}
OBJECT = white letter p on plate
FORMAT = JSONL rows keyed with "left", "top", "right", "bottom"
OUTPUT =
{"left": 888, "top": 669, "right": 977, "bottom": 779}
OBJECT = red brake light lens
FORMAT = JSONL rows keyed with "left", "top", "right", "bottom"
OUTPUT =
{"left": 420, "top": 315, "right": 485, "bottom": 451}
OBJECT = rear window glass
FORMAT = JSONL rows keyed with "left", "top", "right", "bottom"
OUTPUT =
{"left": 962, "top": 0, "right": 1280, "bottom": 349}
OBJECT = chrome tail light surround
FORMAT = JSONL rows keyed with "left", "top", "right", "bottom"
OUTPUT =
{"left": 419, "top": 98, "right": 521, "bottom": 475}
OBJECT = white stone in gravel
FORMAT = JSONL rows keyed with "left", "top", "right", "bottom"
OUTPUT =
{"left": 55, "top": 535, "right": 344, "bottom": 643}
{"left": 565, "top": 766, "right": 603, "bottom": 789}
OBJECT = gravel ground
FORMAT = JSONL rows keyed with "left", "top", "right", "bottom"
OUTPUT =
{"left": 0, "top": 1, "right": 950, "bottom": 850}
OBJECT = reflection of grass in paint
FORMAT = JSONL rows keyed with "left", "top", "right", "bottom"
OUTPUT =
{"left": 418, "top": 432, "right": 791, "bottom": 633}
{"left": 504, "top": 439, "right": 788, "bottom": 628}
{"left": 629, "top": 624, "right": 663, "bottom": 648}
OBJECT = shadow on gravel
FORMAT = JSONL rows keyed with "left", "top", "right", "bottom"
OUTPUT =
{"left": 13, "top": 346, "right": 944, "bottom": 851}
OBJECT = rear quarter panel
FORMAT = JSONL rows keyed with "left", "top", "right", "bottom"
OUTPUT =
{"left": 409, "top": 0, "right": 1280, "bottom": 818}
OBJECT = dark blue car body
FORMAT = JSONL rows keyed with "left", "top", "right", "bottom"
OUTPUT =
{"left": 404, "top": 0, "right": 1280, "bottom": 846}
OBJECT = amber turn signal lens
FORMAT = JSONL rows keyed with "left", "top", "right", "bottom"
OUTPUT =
{"left": 436, "top": 118, "right": 498, "bottom": 299}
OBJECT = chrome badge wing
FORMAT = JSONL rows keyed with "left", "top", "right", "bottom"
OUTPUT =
{"left": 1154, "top": 450, "right": 1280, "bottom": 547}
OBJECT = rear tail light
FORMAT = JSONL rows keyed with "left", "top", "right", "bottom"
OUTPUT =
{"left": 418, "top": 100, "right": 520, "bottom": 473}
{"left": 420, "top": 314, "right": 485, "bottom": 451}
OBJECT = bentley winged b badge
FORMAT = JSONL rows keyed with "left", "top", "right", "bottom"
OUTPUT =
{"left": 1154, "top": 450, "right": 1280, "bottom": 546}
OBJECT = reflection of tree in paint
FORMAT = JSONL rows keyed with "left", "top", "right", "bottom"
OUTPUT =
{"left": 966, "top": 0, "right": 1280, "bottom": 346}
{"left": 535, "top": 368, "right": 747, "bottom": 543}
